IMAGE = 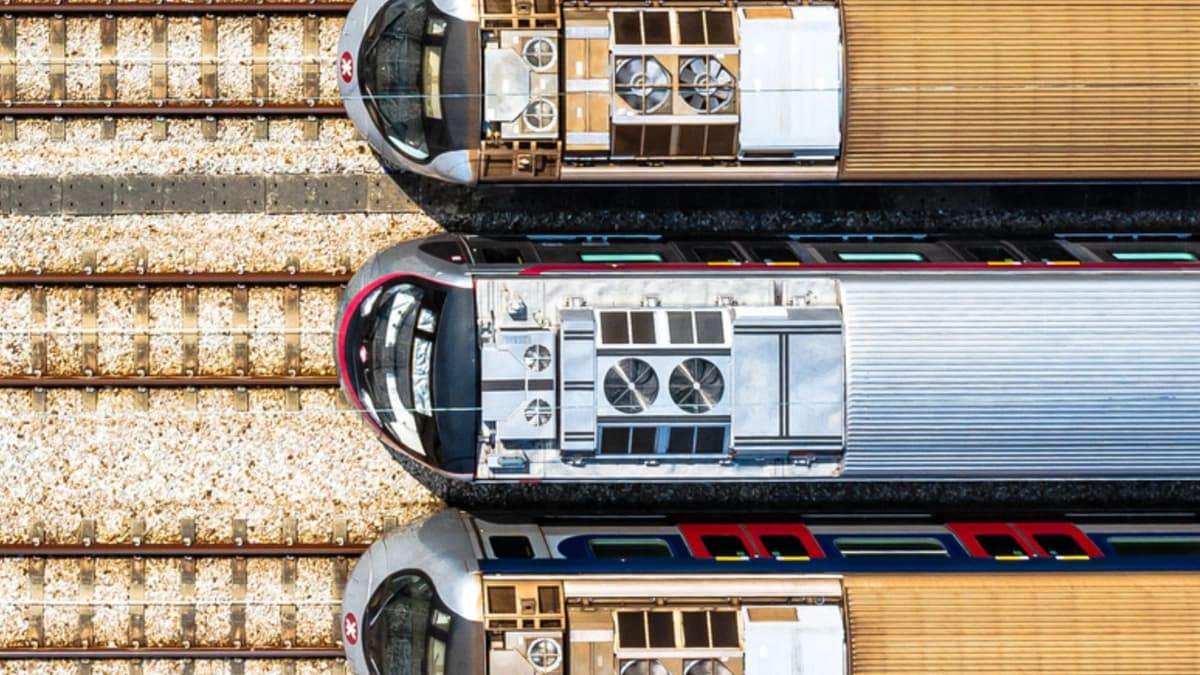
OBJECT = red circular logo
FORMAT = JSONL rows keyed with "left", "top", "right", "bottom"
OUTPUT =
{"left": 340, "top": 51, "right": 355, "bottom": 84}
{"left": 343, "top": 612, "right": 359, "bottom": 645}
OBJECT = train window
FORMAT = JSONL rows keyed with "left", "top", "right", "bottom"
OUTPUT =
{"left": 538, "top": 586, "right": 561, "bottom": 613}
{"left": 418, "top": 240, "right": 466, "bottom": 263}
{"left": 836, "top": 252, "right": 926, "bottom": 263}
{"left": 600, "top": 312, "right": 630, "bottom": 344}
{"left": 590, "top": 538, "right": 674, "bottom": 559}
{"left": 834, "top": 537, "right": 949, "bottom": 557}
{"left": 479, "top": 247, "right": 525, "bottom": 264}
{"left": 752, "top": 245, "right": 799, "bottom": 264}
{"left": 1033, "top": 533, "right": 1087, "bottom": 558}
{"left": 630, "top": 312, "right": 656, "bottom": 344}
{"left": 1107, "top": 536, "right": 1200, "bottom": 557}
{"left": 964, "top": 245, "right": 1021, "bottom": 263}
{"left": 1109, "top": 250, "right": 1198, "bottom": 262}
{"left": 693, "top": 247, "right": 739, "bottom": 263}
{"left": 695, "top": 311, "right": 725, "bottom": 343}
{"left": 759, "top": 534, "right": 810, "bottom": 558}
{"left": 487, "top": 586, "right": 518, "bottom": 614}
{"left": 976, "top": 534, "right": 1028, "bottom": 558}
{"left": 668, "top": 311, "right": 695, "bottom": 344}
{"left": 578, "top": 251, "right": 665, "bottom": 263}
{"left": 1019, "top": 240, "right": 1080, "bottom": 263}
{"left": 490, "top": 536, "right": 535, "bottom": 559}
{"left": 702, "top": 535, "right": 750, "bottom": 559}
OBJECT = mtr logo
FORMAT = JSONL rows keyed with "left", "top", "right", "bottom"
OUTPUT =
{"left": 343, "top": 612, "right": 359, "bottom": 645}
{"left": 340, "top": 51, "right": 354, "bottom": 84}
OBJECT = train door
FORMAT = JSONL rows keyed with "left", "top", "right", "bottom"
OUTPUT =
{"left": 742, "top": 605, "right": 847, "bottom": 675}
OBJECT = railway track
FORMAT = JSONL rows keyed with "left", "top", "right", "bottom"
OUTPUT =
{"left": 0, "top": 0, "right": 351, "bottom": 139}
{"left": 0, "top": 519, "right": 367, "bottom": 666}
{"left": 0, "top": 269, "right": 350, "bottom": 405}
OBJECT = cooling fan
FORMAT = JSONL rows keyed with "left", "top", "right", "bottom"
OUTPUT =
{"left": 604, "top": 358, "right": 659, "bottom": 413}
{"left": 669, "top": 358, "right": 724, "bottom": 413}
{"left": 679, "top": 56, "right": 735, "bottom": 113}
{"left": 615, "top": 57, "right": 672, "bottom": 114}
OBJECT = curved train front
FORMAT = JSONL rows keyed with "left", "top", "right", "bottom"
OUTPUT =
{"left": 336, "top": 234, "right": 1200, "bottom": 483}
{"left": 338, "top": 0, "right": 1200, "bottom": 184}
{"left": 342, "top": 509, "right": 1200, "bottom": 674}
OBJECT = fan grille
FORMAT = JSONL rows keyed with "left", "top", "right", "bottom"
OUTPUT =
{"left": 524, "top": 398, "right": 552, "bottom": 426}
{"left": 615, "top": 57, "right": 672, "bottom": 114}
{"left": 679, "top": 56, "right": 735, "bottom": 113}
{"left": 669, "top": 358, "right": 725, "bottom": 413}
{"left": 604, "top": 358, "right": 659, "bottom": 414}
{"left": 522, "top": 37, "right": 556, "bottom": 71}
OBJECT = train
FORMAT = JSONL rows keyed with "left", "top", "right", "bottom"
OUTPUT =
{"left": 340, "top": 508, "right": 1200, "bottom": 675}
{"left": 335, "top": 0, "right": 1200, "bottom": 184}
{"left": 335, "top": 232, "right": 1200, "bottom": 483}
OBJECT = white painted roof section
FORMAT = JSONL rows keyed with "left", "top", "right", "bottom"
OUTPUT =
{"left": 743, "top": 605, "right": 847, "bottom": 675}
{"left": 737, "top": 6, "right": 843, "bottom": 156}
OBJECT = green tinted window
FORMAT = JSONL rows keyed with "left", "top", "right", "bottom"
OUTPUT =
{"left": 837, "top": 251, "right": 926, "bottom": 263}
{"left": 579, "top": 252, "right": 664, "bottom": 263}
{"left": 590, "top": 538, "right": 674, "bottom": 559}
{"left": 1110, "top": 251, "right": 1197, "bottom": 262}
{"left": 1108, "top": 536, "right": 1200, "bottom": 556}
{"left": 834, "top": 537, "right": 949, "bottom": 557}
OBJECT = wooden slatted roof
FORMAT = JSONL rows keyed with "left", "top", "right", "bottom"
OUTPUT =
{"left": 845, "top": 573, "right": 1200, "bottom": 674}
{"left": 839, "top": 0, "right": 1200, "bottom": 179}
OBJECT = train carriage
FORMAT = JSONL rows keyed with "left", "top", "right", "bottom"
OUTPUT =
{"left": 335, "top": 233, "right": 1200, "bottom": 482}
{"left": 336, "top": 0, "right": 1200, "bottom": 183}
{"left": 341, "top": 509, "right": 1200, "bottom": 675}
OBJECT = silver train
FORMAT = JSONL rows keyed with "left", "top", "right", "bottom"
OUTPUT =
{"left": 335, "top": 233, "right": 1200, "bottom": 482}
{"left": 340, "top": 509, "right": 1200, "bottom": 675}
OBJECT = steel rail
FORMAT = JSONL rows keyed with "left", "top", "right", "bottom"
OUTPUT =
{"left": 0, "top": 1, "right": 354, "bottom": 15}
{"left": 0, "top": 102, "right": 346, "bottom": 117}
{"left": 0, "top": 541, "right": 369, "bottom": 556}
{"left": 0, "top": 374, "right": 339, "bottom": 388}
{"left": 0, "top": 271, "right": 353, "bottom": 286}
{"left": 0, "top": 646, "right": 346, "bottom": 660}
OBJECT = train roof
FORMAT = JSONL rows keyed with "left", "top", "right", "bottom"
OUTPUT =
{"left": 338, "top": 0, "right": 1200, "bottom": 183}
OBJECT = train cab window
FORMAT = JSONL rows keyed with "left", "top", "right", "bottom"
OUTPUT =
{"left": 759, "top": 534, "right": 810, "bottom": 558}
{"left": 1109, "top": 250, "right": 1198, "bottom": 262}
{"left": 836, "top": 251, "right": 926, "bottom": 263}
{"left": 489, "top": 535, "right": 535, "bottom": 559}
{"left": 976, "top": 534, "right": 1028, "bottom": 558}
{"left": 702, "top": 535, "right": 750, "bottom": 559}
{"left": 1033, "top": 533, "right": 1087, "bottom": 558}
{"left": 418, "top": 240, "right": 466, "bottom": 263}
{"left": 1107, "top": 536, "right": 1200, "bottom": 557}
{"left": 752, "top": 245, "right": 799, "bottom": 264}
{"left": 590, "top": 538, "right": 674, "bottom": 559}
{"left": 834, "top": 537, "right": 949, "bottom": 557}
{"left": 579, "top": 251, "right": 665, "bottom": 263}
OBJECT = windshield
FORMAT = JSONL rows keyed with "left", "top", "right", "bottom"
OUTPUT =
{"left": 360, "top": 0, "right": 450, "bottom": 161}
{"left": 359, "top": 283, "right": 439, "bottom": 453}
{"left": 365, "top": 572, "right": 452, "bottom": 675}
